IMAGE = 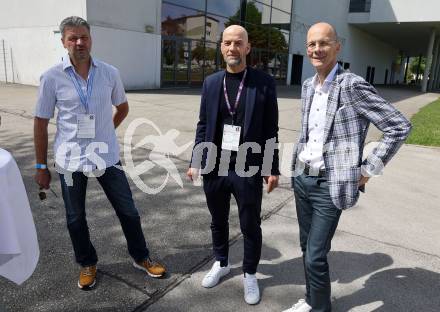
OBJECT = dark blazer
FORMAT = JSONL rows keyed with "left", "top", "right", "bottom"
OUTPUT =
{"left": 191, "top": 66, "right": 280, "bottom": 176}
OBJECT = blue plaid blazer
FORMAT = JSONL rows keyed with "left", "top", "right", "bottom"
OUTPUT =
{"left": 292, "top": 65, "right": 412, "bottom": 209}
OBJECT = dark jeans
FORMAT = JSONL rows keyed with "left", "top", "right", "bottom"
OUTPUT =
{"left": 293, "top": 174, "right": 342, "bottom": 312}
{"left": 203, "top": 171, "right": 263, "bottom": 274}
{"left": 59, "top": 163, "right": 149, "bottom": 267}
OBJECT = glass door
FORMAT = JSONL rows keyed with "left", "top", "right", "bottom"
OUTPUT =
{"left": 162, "top": 38, "right": 176, "bottom": 86}
{"left": 161, "top": 37, "right": 223, "bottom": 86}
{"left": 161, "top": 37, "right": 191, "bottom": 87}
{"left": 175, "top": 39, "right": 190, "bottom": 86}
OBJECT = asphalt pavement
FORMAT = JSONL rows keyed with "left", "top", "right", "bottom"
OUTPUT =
{"left": 0, "top": 83, "right": 439, "bottom": 312}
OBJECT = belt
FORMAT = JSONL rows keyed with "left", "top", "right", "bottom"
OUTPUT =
{"left": 303, "top": 163, "right": 326, "bottom": 177}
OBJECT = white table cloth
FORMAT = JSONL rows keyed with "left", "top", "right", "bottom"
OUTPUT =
{"left": 0, "top": 148, "right": 39, "bottom": 285}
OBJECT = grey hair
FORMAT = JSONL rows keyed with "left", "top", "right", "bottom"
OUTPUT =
{"left": 60, "top": 16, "right": 90, "bottom": 36}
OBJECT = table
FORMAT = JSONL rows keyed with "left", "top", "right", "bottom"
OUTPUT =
{"left": 0, "top": 148, "right": 39, "bottom": 285}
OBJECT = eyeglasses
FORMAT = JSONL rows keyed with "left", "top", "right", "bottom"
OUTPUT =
{"left": 306, "top": 40, "right": 337, "bottom": 51}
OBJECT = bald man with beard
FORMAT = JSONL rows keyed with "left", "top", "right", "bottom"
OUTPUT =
{"left": 187, "top": 25, "right": 280, "bottom": 305}
{"left": 284, "top": 22, "right": 411, "bottom": 312}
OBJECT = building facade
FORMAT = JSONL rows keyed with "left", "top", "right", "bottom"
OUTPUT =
{"left": 1, "top": 0, "right": 439, "bottom": 91}
{"left": 160, "top": 0, "right": 291, "bottom": 87}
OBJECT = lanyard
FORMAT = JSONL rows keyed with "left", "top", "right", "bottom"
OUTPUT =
{"left": 68, "top": 65, "right": 95, "bottom": 113}
{"left": 223, "top": 69, "right": 247, "bottom": 120}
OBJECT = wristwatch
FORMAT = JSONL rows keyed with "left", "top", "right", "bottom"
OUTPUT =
{"left": 35, "top": 163, "right": 48, "bottom": 169}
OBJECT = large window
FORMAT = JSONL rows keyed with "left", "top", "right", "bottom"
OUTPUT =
{"left": 206, "top": 0, "right": 241, "bottom": 18}
{"left": 246, "top": 1, "right": 271, "bottom": 26}
{"left": 205, "top": 14, "right": 240, "bottom": 42}
{"left": 272, "top": 0, "right": 292, "bottom": 13}
{"left": 162, "top": 3, "right": 205, "bottom": 39}
{"left": 349, "top": 0, "right": 371, "bottom": 13}
{"left": 271, "top": 8, "right": 290, "bottom": 30}
{"left": 161, "top": 0, "right": 293, "bottom": 86}
{"left": 164, "top": 0, "right": 205, "bottom": 11}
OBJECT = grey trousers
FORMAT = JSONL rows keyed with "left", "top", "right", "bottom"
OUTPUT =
{"left": 293, "top": 173, "right": 342, "bottom": 312}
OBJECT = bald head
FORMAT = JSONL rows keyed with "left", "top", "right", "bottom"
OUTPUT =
{"left": 307, "top": 22, "right": 338, "bottom": 43}
{"left": 221, "top": 24, "right": 251, "bottom": 73}
{"left": 222, "top": 25, "right": 249, "bottom": 43}
{"left": 306, "top": 22, "right": 341, "bottom": 78}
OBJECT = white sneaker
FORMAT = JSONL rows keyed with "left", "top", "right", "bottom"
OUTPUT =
{"left": 243, "top": 273, "right": 260, "bottom": 305}
{"left": 282, "top": 299, "right": 312, "bottom": 312}
{"left": 201, "top": 261, "right": 230, "bottom": 288}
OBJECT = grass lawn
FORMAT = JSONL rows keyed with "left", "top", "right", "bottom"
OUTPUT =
{"left": 406, "top": 98, "right": 440, "bottom": 147}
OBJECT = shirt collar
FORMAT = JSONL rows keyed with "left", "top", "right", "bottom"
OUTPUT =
{"left": 62, "top": 54, "right": 97, "bottom": 71}
{"left": 312, "top": 62, "right": 339, "bottom": 92}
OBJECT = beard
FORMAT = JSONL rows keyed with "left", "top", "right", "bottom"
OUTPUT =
{"left": 72, "top": 49, "right": 90, "bottom": 61}
{"left": 226, "top": 56, "right": 242, "bottom": 66}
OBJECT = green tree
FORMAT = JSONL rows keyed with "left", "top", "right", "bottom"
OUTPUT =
{"left": 192, "top": 42, "right": 205, "bottom": 66}
{"left": 224, "top": 1, "right": 288, "bottom": 52}
{"left": 205, "top": 47, "right": 217, "bottom": 63}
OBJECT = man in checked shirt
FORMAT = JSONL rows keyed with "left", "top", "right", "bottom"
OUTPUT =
{"left": 284, "top": 22, "right": 411, "bottom": 312}
{"left": 34, "top": 16, "right": 165, "bottom": 290}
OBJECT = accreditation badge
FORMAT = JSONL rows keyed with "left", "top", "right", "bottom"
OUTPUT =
{"left": 221, "top": 124, "right": 241, "bottom": 151}
{"left": 77, "top": 114, "right": 95, "bottom": 139}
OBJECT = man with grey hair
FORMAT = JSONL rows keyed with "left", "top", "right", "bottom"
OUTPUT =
{"left": 34, "top": 16, "right": 166, "bottom": 290}
{"left": 283, "top": 22, "right": 411, "bottom": 312}
{"left": 187, "top": 24, "right": 280, "bottom": 305}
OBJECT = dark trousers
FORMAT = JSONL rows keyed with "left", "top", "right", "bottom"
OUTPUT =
{"left": 293, "top": 174, "right": 342, "bottom": 312}
{"left": 203, "top": 171, "right": 263, "bottom": 274}
{"left": 59, "top": 164, "right": 149, "bottom": 267}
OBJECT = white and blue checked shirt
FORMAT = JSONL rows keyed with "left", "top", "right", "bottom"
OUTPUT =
{"left": 298, "top": 63, "right": 338, "bottom": 171}
{"left": 35, "top": 56, "right": 127, "bottom": 172}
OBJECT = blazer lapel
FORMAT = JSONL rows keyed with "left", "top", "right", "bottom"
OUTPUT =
{"left": 207, "top": 71, "right": 224, "bottom": 141}
{"left": 322, "top": 66, "right": 344, "bottom": 144}
{"left": 244, "top": 69, "right": 256, "bottom": 138}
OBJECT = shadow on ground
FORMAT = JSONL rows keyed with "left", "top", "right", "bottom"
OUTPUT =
{"left": 0, "top": 126, "right": 214, "bottom": 311}
{"left": 147, "top": 248, "right": 440, "bottom": 312}
{"left": 334, "top": 267, "right": 440, "bottom": 312}
{"left": 0, "top": 124, "right": 292, "bottom": 311}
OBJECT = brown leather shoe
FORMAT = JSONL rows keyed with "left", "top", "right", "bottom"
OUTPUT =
{"left": 133, "top": 258, "right": 166, "bottom": 278}
{"left": 78, "top": 265, "right": 97, "bottom": 290}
